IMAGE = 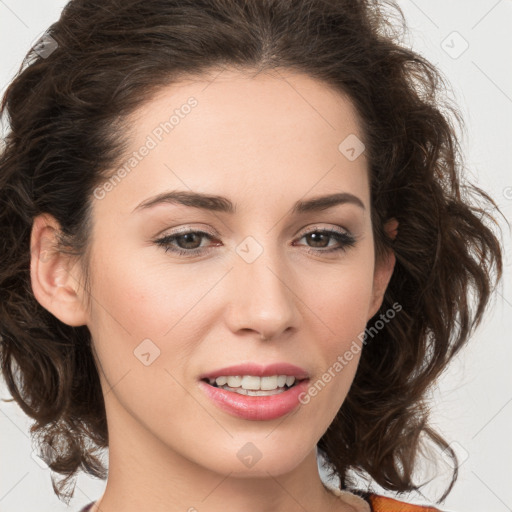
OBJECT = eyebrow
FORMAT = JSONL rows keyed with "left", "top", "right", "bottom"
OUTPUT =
{"left": 132, "top": 190, "right": 365, "bottom": 214}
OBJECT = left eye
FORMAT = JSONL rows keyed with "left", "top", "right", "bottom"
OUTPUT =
{"left": 154, "top": 228, "right": 356, "bottom": 257}
{"left": 155, "top": 231, "right": 216, "bottom": 254}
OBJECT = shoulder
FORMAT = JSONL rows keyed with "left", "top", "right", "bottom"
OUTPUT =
{"left": 367, "top": 493, "right": 444, "bottom": 512}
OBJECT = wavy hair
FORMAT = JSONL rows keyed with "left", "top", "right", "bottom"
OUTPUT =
{"left": 0, "top": 0, "right": 503, "bottom": 504}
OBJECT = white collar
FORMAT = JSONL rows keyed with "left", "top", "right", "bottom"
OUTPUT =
{"left": 322, "top": 481, "right": 371, "bottom": 512}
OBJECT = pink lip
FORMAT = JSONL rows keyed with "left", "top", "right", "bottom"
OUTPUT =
{"left": 199, "top": 362, "right": 309, "bottom": 380}
{"left": 198, "top": 378, "right": 310, "bottom": 421}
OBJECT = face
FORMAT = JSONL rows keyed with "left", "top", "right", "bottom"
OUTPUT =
{"left": 39, "top": 68, "right": 394, "bottom": 479}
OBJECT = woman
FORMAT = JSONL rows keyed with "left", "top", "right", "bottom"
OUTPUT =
{"left": 0, "top": 0, "right": 503, "bottom": 511}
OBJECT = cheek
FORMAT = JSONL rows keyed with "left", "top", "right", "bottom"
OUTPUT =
{"left": 85, "top": 249, "right": 202, "bottom": 429}
{"left": 301, "top": 251, "right": 374, "bottom": 402}
{"left": 87, "top": 245, "right": 210, "bottom": 339}
{"left": 312, "top": 254, "right": 376, "bottom": 335}
{"left": 85, "top": 244, "right": 231, "bottom": 402}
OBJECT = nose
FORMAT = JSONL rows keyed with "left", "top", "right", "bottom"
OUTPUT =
{"left": 225, "top": 242, "right": 299, "bottom": 341}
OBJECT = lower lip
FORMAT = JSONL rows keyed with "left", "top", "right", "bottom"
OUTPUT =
{"left": 198, "top": 379, "right": 310, "bottom": 421}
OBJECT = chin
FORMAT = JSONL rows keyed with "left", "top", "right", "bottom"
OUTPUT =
{"left": 198, "top": 435, "right": 315, "bottom": 478}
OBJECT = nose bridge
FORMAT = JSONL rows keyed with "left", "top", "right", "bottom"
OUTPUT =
{"left": 230, "top": 234, "right": 298, "bottom": 338}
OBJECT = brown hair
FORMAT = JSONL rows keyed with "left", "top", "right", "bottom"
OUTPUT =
{"left": 0, "top": 0, "right": 503, "bottom": 504}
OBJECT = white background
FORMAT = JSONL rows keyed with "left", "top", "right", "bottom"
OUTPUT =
{"left": 0, "top": 1, "right": 511, "bottom": 511}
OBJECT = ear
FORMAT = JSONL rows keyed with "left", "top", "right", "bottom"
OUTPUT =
{"left": 368, "top": 217, "right": 398, "bottom": 319}
{"left": 30, "top": 214, "right": 88, "bottom": 326}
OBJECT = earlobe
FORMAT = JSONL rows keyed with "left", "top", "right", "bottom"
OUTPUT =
{"left": 30, "top": 214, "right": 88, "bottom": 327}
{"left": 385, "top": 217, "right": 399, "bottom": 241}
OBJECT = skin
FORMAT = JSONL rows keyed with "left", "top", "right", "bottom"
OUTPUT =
{"left": 30, "top": 68, "right": 396, "bottom": 512}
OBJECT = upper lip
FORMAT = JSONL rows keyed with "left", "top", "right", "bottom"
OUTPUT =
{"left": 199, "top": 362, "right": 309, "bottom": 381}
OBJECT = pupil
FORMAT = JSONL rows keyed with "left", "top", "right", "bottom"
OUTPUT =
{"left": 308, "top": 233, "right": 327, "bottom": 247}
{"left": 179, "top": 233, "right": 201, "bottom": 249}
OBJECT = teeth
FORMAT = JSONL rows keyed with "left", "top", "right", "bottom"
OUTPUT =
{"left": 241, "top": 375, "right": 265, "bottom": 390}
{"left": 215, "top": 376, "right": 228, "bottom": 386}
{"left": 208, "top": 375, "right": 297, "bottom": 391}
{"left": 260, "top": 376, "right": 277, "bottom": 390}
{"left": 220, "top": 386, "right": 287, "bottom": 396}
{"left": 226, "top": 376, "right": 242, "bottom": 387}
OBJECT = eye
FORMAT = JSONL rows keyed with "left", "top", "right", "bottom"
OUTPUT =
{"left": 154, "top": 229, "right": 218, "bottom": 257}
{"left": 294, "top": 227, "right": 356, "bottom": 254}
{"left": 153, "top": 226, "right": 356, "bottom": 257}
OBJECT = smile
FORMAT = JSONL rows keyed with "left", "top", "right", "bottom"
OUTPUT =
{"left": 206, "top": 374, "right": 299, "bottom": 395}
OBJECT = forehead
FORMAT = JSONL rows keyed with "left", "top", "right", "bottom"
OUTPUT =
{"left": 129, "top": 67, "right": 364, "bottom": 146}
{"left": 98, "top": 67, "right": 369, "bottom": 214}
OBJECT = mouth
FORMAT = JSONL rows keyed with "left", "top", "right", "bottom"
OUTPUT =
{"left": 198, "top": 362, "right": 310, "bottom": 398}
{"left": 201, "top": 375, "right": 307, "bottom": 396}
{"left": 198, "top": 371, "right": 311, "bottom": 420}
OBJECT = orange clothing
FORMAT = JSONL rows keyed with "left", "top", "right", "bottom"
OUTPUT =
{"left": 368, "top": 493, "right": 442, "bottom": 511}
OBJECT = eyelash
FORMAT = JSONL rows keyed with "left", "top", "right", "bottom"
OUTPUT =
{"left": 154, "top": 227, "right": 356, "bottom": 257}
